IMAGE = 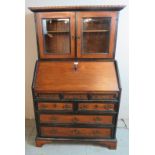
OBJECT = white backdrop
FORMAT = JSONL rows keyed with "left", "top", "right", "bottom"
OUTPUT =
{"left": 25, "top": 0, "right": 129, "bottom": 119}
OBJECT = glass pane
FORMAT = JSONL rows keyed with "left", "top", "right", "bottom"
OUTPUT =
{"left": 42, "top": 18, "right": 70, "bottom": 54}
{"left": 82, "top": 17, "right": 111, "bottom": 54}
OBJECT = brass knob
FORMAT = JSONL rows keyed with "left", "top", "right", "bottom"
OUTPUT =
{"left": 71, "top": 36, "right": 75, "bottom": 39}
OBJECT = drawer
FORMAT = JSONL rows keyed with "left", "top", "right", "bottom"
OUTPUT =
{"left": 79, "top": 103, "right": 115, "bottom": 112}
{"left": 40, "top": 127, "right": 112, "bottom": 138}
{"left": 38, "top": 102, "right": 73, "bottom": 111}
{"left": 91, "top": 94, "right": 118, "bottom": 100}
{"left": 63, "top": 94, "right": 87, "bottom": 100}
{"left": 40, "top": 114, "right": 113, "bottom": 125}
{"left": 37, "top": 93, "right": 60, "bottom": 100}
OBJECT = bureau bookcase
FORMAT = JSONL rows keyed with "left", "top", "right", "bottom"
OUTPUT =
{"left": 29, "top": 5, "right": 125, "bottom": 149}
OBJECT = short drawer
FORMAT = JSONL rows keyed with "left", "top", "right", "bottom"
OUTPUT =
{"left": 63, "top": 94, "right": 87, "bottom": 100}
{"left": 38, "top": 102, "right": 73, "bottom": 111}
{"left": 37, "top": 93, "right": 60, "bottom": 100}
{"left": 40, "top": 127, "right": 112, "bottom": 138}
{"left": 78, "top": 103, "right": 115, "bottom": 112}
{"left": 91, "top": 94, "right": 118, "bottom": 100}
{"left": 40, "top": 114, "right": 113, "bottom": 125}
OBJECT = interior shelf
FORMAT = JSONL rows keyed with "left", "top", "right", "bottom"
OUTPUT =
{"left": 83, "top": 30, "right": 109, "bottom": 33}
{"left": 47, "top": 31, "right": 70, "bottom": 33}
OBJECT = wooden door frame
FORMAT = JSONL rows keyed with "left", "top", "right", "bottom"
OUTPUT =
{"left": 35, "top": 12, "right": 75, "bottom": 59}
{"left": 76, "top": 11, "right": 118, "bottom": 58}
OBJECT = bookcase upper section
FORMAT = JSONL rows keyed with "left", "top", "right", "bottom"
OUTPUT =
{"left": 29, "top": 5, "right": 125, "bottom": 59}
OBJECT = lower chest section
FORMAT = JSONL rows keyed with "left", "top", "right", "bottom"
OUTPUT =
{"left": 33, "top": 92, "right": 120, "bottom": 139}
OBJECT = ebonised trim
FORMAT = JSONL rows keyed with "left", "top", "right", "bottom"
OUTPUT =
{"left": 39, "top": 123, "right": 114, "bottom": 128}
{"left": 39, "top": 135, "right": 113, "bottom": 140}
{"left": 31, "top": 60, "right": 38, "bottom": 91}
{"left": 31, "top": 61, "right": 40, "bottom": 135}
{"left": 29, "top": 5, "right": 125, "bottom": 12}
{"left": 37, "top": 110, "right": 117, "bottom": 115}
{"left": 34, "top": 98, "right": 119, "bottom": 103}
{"left": 114, "top": 60, "right": 122, "bottom": 90}
{"left": 36, "top": 136, "right": 117, "bottom": 143}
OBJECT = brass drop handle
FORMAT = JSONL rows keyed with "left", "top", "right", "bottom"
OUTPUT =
{"left": 50, "top": 129, "right": 57, "bottom": 134}
{"left": 53, "top": 104, "right": 57, "bottom": 108}
{"left": 94, "top": 104, "right": 98, "bottom": 109}
{"left": 64, "top": 104, "right": 70, "bottom": 109}
{"left": 72, "top": 117, "right": 79, "bottom": 123}
{"left": 79, "top": 104, "right": 88, "bottom": 110}
{"left": 50, "top": 116, "right": 57, "bottom": 122}
{"left": 104, "top": 104, "right": 113, "bottom": 110}
{"left": 94, "top": 117, "right": 102, "bottom": 122}
{"left": 92, "top": 130, "right": 100, "bottom": 135}
{"left": 41, "top": 105, "right": 48, "bottom": 109}
{"left": 71, "top": 129, "right": 80, "bottom": 135}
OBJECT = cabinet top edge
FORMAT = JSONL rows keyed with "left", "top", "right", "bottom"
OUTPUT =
{"left": 29, "top": 5, "right": 125, "bottom": 12}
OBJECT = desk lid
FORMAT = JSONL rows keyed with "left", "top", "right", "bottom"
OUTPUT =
{"left": 33, "top": 61, "right": 120, "bottom": 93}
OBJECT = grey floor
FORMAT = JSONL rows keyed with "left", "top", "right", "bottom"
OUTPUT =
{"left": 25, "top": 119, "right": 128, "bottom": 155}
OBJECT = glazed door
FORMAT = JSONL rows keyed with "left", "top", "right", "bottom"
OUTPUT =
{"left": 36, "top": 12, "right": 75, "bottom": 58}
{"left": 76, "top": 12, "right": 117, "bottom": 58}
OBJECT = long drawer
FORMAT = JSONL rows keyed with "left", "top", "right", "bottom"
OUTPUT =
{"left": 40, "top": 127, "right": 112, "bottom": 138}
{"left": 40, "top": 114, "right": 113, "bottom": 125}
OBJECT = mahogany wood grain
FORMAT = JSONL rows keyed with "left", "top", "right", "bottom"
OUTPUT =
{"left": 37, "top": 93, "right": 59, "bottom": 99}
{"left": 91, "top": 93, "right": 118, "bottom": 99}
{"left": 34, "top": 61, "right": 119, "bottom": 93}
{"left": 40, "top": 114, "right": 113, "bottom": 124}
{"left": 63, "top": 94, "right": 87, "bottom": 100}
{"left": 38, "top": 102, "right": 73, "bottom": 111}
{"left": 40, "top": 127, "right": 112, "bottom": 138}
{"left": 78, "top": 103, "right": 115, "bottom": 111}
